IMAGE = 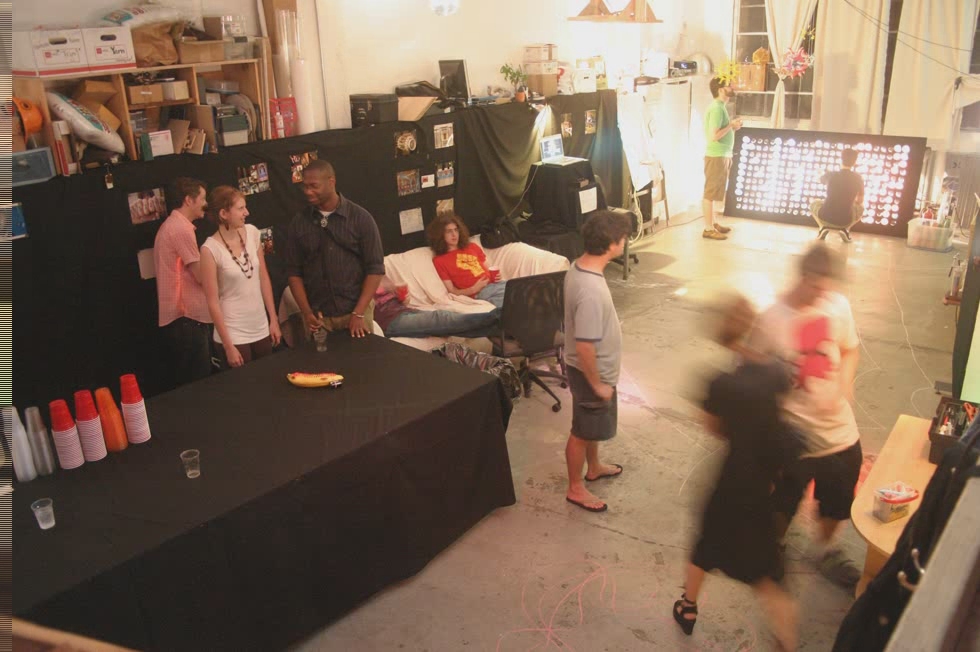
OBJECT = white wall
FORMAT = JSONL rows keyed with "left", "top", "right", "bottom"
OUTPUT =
{"left": 13, "top": 0, "right": 258, "bottom": 31}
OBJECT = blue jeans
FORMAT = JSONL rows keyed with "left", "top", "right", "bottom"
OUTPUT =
{"left": 476, "top": 281, "right": 507, "bottom": 309}
{"left": 386, "top": 308, "right": 499, "bottom": 338}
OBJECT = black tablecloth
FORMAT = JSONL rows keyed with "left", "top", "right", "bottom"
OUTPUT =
{"left": 13, "top": 334, "right": 516, "bottom": 650}
{"left": 526, "top": 160, "right": 607, "bottom": 230}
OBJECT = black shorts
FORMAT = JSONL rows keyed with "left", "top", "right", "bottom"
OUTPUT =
{"left": 772, "top": 441, "right": 863, "bottom": 521}
{"left": 567, "top": 366, "right": 618, "bottom": 441}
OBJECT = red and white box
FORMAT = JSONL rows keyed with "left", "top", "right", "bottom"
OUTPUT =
{"left": 13, "top": 28, "right": 90, "bottom": 77}
{"left": 82, "top": 26, "right": 136, "bottom": 72}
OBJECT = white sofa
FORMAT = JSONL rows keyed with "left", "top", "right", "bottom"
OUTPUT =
{"left": 277, "top": 237, "right": 569, "bottom": 352}
{"left": 381, "top": 236, "right": 570, "bottom": 351}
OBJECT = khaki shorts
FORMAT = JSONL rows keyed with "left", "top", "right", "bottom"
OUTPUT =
{"left": 811, "top": 199, "right": 862, "bottom": 229}
{"left": 704, "top": 156, "right": 732, "bottom": 202}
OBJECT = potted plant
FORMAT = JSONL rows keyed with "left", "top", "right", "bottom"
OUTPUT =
{"left": 500, "top": 63, "right": 528, "bottom": 102}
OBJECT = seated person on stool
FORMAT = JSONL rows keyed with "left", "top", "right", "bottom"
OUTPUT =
{"left": 373, "top": 277, "right": 499, "bottom": 338}
{"left": 811, "top": 148, "right": 864, "bottom": 243}
{"left": 428, "top": 213, "right": 506, "bottom": 309}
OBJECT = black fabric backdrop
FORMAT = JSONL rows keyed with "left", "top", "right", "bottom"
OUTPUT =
{"left": 11, "top": 95, "right": 625, "bottom": 406}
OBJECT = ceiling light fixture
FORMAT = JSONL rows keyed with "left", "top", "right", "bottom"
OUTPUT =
{"left": 431, "top": 0, "right": 460, "bottom": 16}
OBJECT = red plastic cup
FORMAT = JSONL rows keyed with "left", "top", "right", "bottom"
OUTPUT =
{"left": 488, "top": 267, "right": 500, "bottom": 283}
{"left": 48, "top": 399, "right": 75, "bottom": 432}
{"left": 120, "top": 374, "right": 143, "bottom": 404}
{"left": 396, "top": 285, "right": 409, "bottom": 303}
{"left": 74, "top": 390, "right": 99, "bottom": 421}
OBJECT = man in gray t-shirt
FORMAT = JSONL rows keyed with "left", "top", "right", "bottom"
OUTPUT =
{"left": 563, "top": 210, "right": 631, "bottom": 513}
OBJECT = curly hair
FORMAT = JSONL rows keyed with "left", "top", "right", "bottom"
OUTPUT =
{"left": 582, "top": 210, "right": 632, "bottom": 255}
{"left": 426, "top": 213, "right": 470, "bottom": 255}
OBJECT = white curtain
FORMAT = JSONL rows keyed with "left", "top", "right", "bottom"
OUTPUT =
{"left": 883, "top": 0, "right": 980, "bottom": 146}
{"left": 812, "top": 0, "right": 889, "bottom": 134}
{"left": 765, "top": 0, "right": 818, "bottom": 128}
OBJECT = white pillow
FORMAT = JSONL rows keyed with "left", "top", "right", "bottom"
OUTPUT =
{"left": 103, "top": 5, "right": 184, "bottom": 27}
{"left": 46, "top": 92, "right": 125, "bottom": 154}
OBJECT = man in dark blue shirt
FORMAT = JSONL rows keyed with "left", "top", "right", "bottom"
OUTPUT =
{"left": 284, "top": 160, "right": 385, "bottom": 338}
{"left": 811, "top": 148, "right": 864, "bottom": 242}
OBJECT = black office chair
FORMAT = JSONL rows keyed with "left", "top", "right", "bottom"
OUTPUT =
{"left": 490, "top": 271, "right": 568, "bottom": 412}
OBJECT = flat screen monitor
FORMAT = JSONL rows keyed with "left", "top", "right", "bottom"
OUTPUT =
{"left": 439, "top": 59, "right": 471, "bottom": 102}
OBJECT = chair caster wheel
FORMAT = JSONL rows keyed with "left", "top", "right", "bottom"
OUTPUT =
{"left": 560, "top": 382, "right": 567, "bottom": 388}
{"left": 552, "top": 404, "right": 561, "bottom": 412}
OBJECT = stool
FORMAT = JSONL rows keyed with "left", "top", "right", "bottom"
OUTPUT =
{"left": 811, "top": 200, "right": 858, "bottom": 243}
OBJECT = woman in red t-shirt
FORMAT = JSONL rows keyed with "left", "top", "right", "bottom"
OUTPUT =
{"left": 427, "top": 214, "right": 506, "bottom": 309}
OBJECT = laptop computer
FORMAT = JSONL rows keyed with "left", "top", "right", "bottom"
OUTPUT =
{"left": 539, "top": 134, "right": 587, "bottom": 166}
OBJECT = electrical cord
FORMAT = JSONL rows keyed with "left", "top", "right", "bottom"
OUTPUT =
{"left": 841, "top": 0, "right": 975, "bottom": 53}
{"left": 505, "top": 163, "right": 540, "bottom": 219}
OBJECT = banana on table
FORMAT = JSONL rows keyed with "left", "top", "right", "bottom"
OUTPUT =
{"left": 286, "top": 372, "right": 344, "bottom": 388}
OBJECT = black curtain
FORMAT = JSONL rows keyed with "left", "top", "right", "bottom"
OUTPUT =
{"left": 545, "top": 90, "right": 628, "bottom": 208}
{"left": 11, "top": 99, "right": 626, "bottom": 407}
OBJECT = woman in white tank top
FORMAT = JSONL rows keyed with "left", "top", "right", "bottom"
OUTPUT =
{"left": 200, "top": 186, "right": 282, "bottom": 367}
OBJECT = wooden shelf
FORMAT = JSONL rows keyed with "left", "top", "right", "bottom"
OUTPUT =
{"left": 13, "top": 49, "right": 270, "bottom": 170}
{"left": 569, "top": 0, "right": 662, "bottom": 23}
{"left": 128, "top": 99, "right": 197, "bottom": 110}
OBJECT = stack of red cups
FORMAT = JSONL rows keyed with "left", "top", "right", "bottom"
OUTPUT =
{"left": 119, "top": 374, "right": 151, "bottom": 444}
{"left": 49, "top": 399, "right": 84, "bottom": 470}
{"left": 74, "top": 390, "right": 107, "bottom": 462}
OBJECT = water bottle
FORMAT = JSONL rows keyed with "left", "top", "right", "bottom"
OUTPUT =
{"left": 6, "top": 407, "right": 38, "bottom": 482}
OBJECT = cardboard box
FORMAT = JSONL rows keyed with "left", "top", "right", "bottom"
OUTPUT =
{"left": 13, "top": 29, "right": 89, "bottom": 77}
{"left": 128, "top": 83, "right": 164, "bottom": 105}
{"left": 573, "top": 69, "right": 597, "bottom": 94}
{"left": 177, "top": 39, "right": 225, "bottom": 64}
{"left": 735, "top": 63, "right": 767, "bottom": 92}
{"left": 72, "top": 80, "right": 116, "bottom": 109}
{"left": 81, "top": 26, "right": 136, "bottom": 72}
{"left": 524, "top": 60, "right": 558, "bottom": 76}
{"left": 523, "top": 44, "right": 555, "bottom": 62}
{"left": 527, "top": 73, "right": 557, "bottom": 99}
{"left": 161, "top": 80, "right": 190, "bottom": 101}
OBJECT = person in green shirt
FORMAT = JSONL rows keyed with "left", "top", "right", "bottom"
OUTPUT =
{"left": 703, "top": 77, "right": 742, "bottom": 240}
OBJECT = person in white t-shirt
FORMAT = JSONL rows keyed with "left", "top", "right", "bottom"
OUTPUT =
{"left": 201, "top": 186, "right": 282, "bottom": 368}
{"left": 750, "top": 243, "right": 862, "bottom": 586}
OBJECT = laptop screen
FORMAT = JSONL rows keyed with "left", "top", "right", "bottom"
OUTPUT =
{"left": 540, "top": 135, "right": 564, "bottom": 161}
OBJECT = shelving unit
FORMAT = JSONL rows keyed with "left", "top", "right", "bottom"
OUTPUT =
{"left": 14, "top": 57, "right": 268, "bottom": 170}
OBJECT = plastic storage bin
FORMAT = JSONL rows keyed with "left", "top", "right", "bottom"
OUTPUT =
{"left": 906, "top": 217, "right": 953, "bottom": 252}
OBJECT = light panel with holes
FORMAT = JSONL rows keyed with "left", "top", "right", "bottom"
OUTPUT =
{"left": 724, "top": 128, "right": 927, "bottom": 235}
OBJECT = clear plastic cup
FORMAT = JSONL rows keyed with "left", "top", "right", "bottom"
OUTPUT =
{"left": 314, "top": 328, "right": 328, "bottom": 352}
{"left": 31, "top": 498, "right": 55, "bottom": 530}
{"left": 180, "top": 449, "right": 201, "bottom": 478}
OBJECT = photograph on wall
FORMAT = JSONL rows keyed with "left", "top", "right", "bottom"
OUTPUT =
{"left": 436, "top": 198, "right": 455, "bottom": 217}
{"left": 394, "top": 129, "right": 418, "bottom": 157}
{"left": 434, "top": 123, "right": 454, "bottom": 149}
{"left": 128, "top": 188, "right": 167, "bottom": 225}
{"left": 237, "top": 162, "right": 271, "bottom": 196}
{"left": 399, "top": 207, "right": 424, "bottom": 235}
{"left": 421, "top": 173, "right": 436, "bottom": 189}
{"left": 259, "top": 227, "right": 274, "bottom": 255}
{"left": 290, "top": 150, "right": 318, "bottom": 183}
{"left": 561, "top": 113, "right": 573, "bottom": 138}
{"left": 436, "top": 161, "right": 455, "bottom": 187}
{"left": 585, "top": 110, "right": 597, "bottom": 134}
{"left": 397, "top": 169, "right": 421, "bottom": 196}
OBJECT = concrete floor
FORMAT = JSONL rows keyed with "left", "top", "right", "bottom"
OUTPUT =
{"left": 293, "top": 217, "right": 962, "bottom": 651}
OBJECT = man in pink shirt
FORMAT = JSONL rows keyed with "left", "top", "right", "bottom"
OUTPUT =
{"left": 154, "top": 178, "right": 213, "bottom": 385}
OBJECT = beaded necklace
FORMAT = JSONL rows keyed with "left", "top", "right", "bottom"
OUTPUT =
{"left": 217, "top": 226, "right": 254, "bottom": 278}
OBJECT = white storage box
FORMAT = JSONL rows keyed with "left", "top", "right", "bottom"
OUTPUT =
{"left": 13, "top": 29, "right": 89, "bottom": 77}
{"left": 82, "top": 27, "right": 136, "bottom": 72}
{"left": 907, "top": 217, "right": 953, "bottom": 252}
{"left": 573, "top": 69, "right": 597, "bottom": 94}
{"left": 161, "top": 80, "right": 190, "bottom": 101}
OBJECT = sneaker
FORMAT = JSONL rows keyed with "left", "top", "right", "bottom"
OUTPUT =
{"left": 839, "top": 230, "right": 852, "bottom": 243}
{"left": 817, "top": 548, "right": 861, "bottom": 588}
{"left": 714, "top": 223, "right": 732, "bottom": 234}
{"left": 702, "top": 229, "right": 728, "bottom": 240}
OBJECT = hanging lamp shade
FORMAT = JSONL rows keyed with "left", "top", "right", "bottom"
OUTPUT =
{"left": 431, "top": 0, "right": 460, "bottom": 16}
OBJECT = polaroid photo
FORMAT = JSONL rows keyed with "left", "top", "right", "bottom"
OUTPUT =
{"left": 128, "top": 188, "right": 167, "bottom": 225}
{"left": 561, "top": 113, "right": 573, "bottom": 138}
{"left": 259, "top": 227, "right": 274, "bottom": 255}
{"left": 436, "top": 161, "right": 455, "bottom": 187}
{"left": 434, "top": 123, "right": 454, "bottom": 149}
{"left": 585, "top": 110, "right": 597, "bottom": 135}
{"left": 436, "top": 198, "right": 455, "bottom": 217}
{"left": 397, "top": 169, "right": 421, "bottom": 196}
{"left": 399, "top": 207, "right": 424, "bottom": 235}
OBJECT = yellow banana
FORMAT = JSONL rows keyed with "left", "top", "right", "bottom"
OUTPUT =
{"left": 286, "top": 372, "right": 344, "bottom": 388}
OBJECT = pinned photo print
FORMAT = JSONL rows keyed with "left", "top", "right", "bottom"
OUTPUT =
{"left": 397, "top": 169, "right": 421, "bottom": 196}
{"left": 436, "top": 161, "right": 455, "bottom": 187}
{"left": 434, "top": 123, "right": 454, "bottom": 149}
{"left": 561, "top": 113, "right": 573, "bottom": 138}
{"left": 128, "top": 188, "right": 166, "bottom": 225}
{"left": 237, "top": 162, "right": 271, "bottom": 195}
{"left": 290, "top": 150, "right": 318, "bottom": 183}
{"left": 436, "top": 198, "right": 455, "bottom": 217}
{"left": 585, "top": 110, "right": 597, "bottom": 134}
